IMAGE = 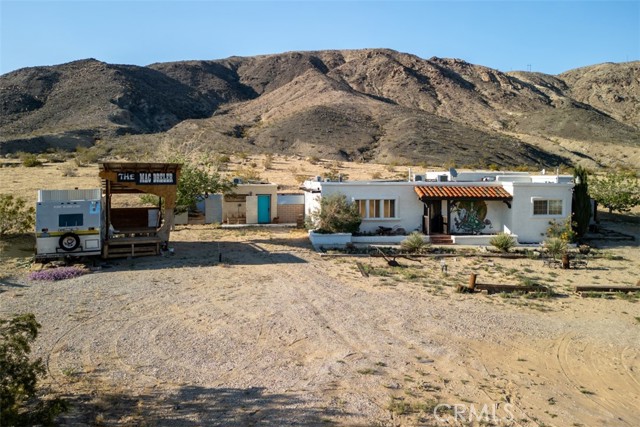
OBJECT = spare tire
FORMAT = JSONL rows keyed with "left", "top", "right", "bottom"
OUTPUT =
{"left": 59, "top": 233, "right": 80, "bottom": 251}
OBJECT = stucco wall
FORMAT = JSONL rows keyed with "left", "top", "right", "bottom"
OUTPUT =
{"left": 317, "top": 182, "right": 424, "bottom": 234}
{"left": 303, "top": 179, "right": 573, "bottom": 242}
{"left": 502, "top": 182, "right": 574, "bottom": 243}
{"left": 222, "top": 183, "right": 278, "bottom": 224}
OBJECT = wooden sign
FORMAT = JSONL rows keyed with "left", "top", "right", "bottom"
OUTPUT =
{"left": 117, "top": 172, "right": 176, "bottom": 185}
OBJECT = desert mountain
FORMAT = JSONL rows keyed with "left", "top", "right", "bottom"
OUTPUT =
{"left": 1, "top": 49, "right": 638, "bottom": 168}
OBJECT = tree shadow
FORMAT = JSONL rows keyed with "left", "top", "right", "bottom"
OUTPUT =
{"left": 59, "top": 385, "right": 352, "bottom": 426}
{"left": 0, "top": 277, "right": 28, "bottom": 294}
{"left": 103, "top": 239, "right": 309, "bottom": 272}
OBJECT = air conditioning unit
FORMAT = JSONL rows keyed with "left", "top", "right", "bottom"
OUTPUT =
{"left": 437, "top": 174, "right": 448, "bottom": 182}
{"left": 232, "top": 177, "right": 243, "bottom": 185}
{"left": 413, "top": 174, "right": 425, "bottom": 182}
{"left": 315, "top": 176, "right": 323, "bottom": 182}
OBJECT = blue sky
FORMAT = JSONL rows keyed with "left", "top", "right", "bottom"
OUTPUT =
{"left": 1, "top": 0, "right": 638, "bottom": 75}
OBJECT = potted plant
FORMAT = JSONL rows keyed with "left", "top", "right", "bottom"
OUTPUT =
{"left": 307, "top": 194, "right": 361, "bottom": 248}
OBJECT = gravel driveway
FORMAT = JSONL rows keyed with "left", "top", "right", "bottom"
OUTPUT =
{"left": 1, "top": 227, "right": 639, "bottom": 426}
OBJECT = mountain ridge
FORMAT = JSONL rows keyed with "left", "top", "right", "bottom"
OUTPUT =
{"left": 1, "top": 49, "right": 638, "bottom": 169}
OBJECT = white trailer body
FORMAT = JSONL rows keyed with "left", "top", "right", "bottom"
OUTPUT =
{"left": 35, "top": 189, "right": 104, "bottom": 259}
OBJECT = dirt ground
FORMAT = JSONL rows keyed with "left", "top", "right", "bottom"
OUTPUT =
{"left": 1, "top": 222, "right": 639, "bottom": 426}
{"left": 1, "top": 158, "right": 639, "bottom": 426}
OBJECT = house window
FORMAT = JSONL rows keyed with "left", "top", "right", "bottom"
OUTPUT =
{"left": 355, "top": 199, "right": 396, "bottom": 219}
{"left": 533, "top": 199, "right": 563, "bottom": 215}
{"left": 357, "top": 200, "right": 367, "bottom": 217}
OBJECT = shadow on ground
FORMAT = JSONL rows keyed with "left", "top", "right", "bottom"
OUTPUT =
{"left": 58, "top": 385, "right": 349, "bottom": 426}
{"left": 104, "top": 239, "right": 311, "bottom": 272}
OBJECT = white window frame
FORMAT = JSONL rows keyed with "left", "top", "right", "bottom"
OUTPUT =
{"left": 354, "top": 198, "right": 399, "bottom": 220}
{"left": 532, "top": 198, "right": 563, "bottom": 216}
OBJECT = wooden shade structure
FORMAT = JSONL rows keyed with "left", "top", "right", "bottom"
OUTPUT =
{"left": 99, "top": 162, "right": 181, "bottom": 257}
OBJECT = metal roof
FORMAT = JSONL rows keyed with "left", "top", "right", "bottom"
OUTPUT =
{"left": 414, "top": 185, "right": 513, "bottom": 200}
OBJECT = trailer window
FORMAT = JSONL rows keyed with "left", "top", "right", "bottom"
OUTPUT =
{"left": 59, "top": 214, "right": 83, "bottom": 227}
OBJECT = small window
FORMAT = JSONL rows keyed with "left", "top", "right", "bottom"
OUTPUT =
{"left": 548, "top": 200, "right": 562, "bottom": 215}
{"left": 354, "top": 199, "right": 397, "bottom": 218}
{"left": 384, "top": 199, "right": 395, "bottom": 218}
{"left": 59, "top": 213, "right": 83, "bottom": 227}
{"left": 369, "top": 200, "right": 380, "bottom": 218}
{"left": 533, "top": 199, "right": 562, "bottom": 216}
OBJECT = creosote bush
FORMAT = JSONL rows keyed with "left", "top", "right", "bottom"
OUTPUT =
{"left": 307, "top": 193, "right": 361, "bottom": 234}
{"left": 0, "top": 194, "right": 35, "bottom": 238}
{"left": 1, "top": 314, "right": 68, "bottom": 425}
{"left": 19, "top": 152, "right": 43, "bottom": 167}
{"left": 489, "top": 232, "right": 516, "bottom": 252}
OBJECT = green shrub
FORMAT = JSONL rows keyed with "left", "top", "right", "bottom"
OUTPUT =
{"left": 1, "top": 314, "right": 68, "bottom": 425}
{"left": 19, "top": 152, "right": 42, "bottom": 167}
{"left": 544, "top": 237, "right": 567, "bottom": 259}
{"left": 546, "top": 218, "right": 576, "bottom": 243}
{"left": 74, "top": 146, "right": 106, "bottom": 166}
{"left": 0, "top": 194, "right": 35, "bottom": 238}
{"left": 307, "top": 193, "right": 361, "bottom": 234}
{"left": 590, "top": 170, "right": 640, "bottom": 213}
{"left": 176, "top": 160, "right": 234, "bottom": 214}
{"left": 401, "top": 231, "right": 429, "bottom": 253}
{"left": 489, "top": 232, "right": 516, "bottom": 252}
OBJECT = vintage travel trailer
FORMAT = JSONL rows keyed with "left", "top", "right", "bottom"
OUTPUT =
{"left": 35, "top": 189, "right": 104, "bottom": 260}
{"left": 34, "top": 162, "right": 182, "bottom": 260}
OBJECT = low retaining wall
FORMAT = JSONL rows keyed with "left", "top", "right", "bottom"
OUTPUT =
{"left": 451, "top": 235, "right": 519, "bottom": 245}
{"left": 308, "top": 231, "right": 352, "bottom": 249}
{"left": 351, "top": 235, "right": 407, "bottom": 245}
{"left": 309, "top": 232, "right": 522, "bottom": 250}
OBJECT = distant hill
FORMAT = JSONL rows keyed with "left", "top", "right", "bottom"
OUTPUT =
{"left": 1, "top": 49, "right": 638, "bottom": 168}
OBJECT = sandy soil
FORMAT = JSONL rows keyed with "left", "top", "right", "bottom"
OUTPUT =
{"left": 1, "top": 222, "right": 639, "bottom": 426}
{"left": 1, "top": 158, "right": 639, "bottom": 426}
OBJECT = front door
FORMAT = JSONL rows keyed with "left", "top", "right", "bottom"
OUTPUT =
{"left": 257, "top": 195, "right": 271, "bottom": 224}
{"left": 424, "top": 200, "right": 444, "bottom": 234}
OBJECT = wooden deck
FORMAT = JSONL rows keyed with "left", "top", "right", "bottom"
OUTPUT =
{"left": 103, "top": 236, "right": 162, "bottom": 258}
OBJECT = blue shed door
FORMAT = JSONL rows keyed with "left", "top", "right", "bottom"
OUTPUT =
{"left": 257, "top": 195, "right": 271, "bottom": 224}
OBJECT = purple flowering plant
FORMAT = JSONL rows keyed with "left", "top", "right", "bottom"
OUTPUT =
{"left": 28, "top": 267, "right": 88, "bottom": 281}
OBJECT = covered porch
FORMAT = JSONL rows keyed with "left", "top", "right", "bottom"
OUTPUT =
{"left": 414, "top": 185, "right": 513, "bottom": 243}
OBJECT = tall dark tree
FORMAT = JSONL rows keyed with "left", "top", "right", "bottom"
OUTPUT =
{"left": 572, "top": 166, "right": 591, "bottom": 239}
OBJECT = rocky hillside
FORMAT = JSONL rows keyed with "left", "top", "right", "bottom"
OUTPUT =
{"left": 1, "top": 49, "right": 638, "bottom": 168}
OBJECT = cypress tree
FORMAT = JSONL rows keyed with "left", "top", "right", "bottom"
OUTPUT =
{"left": 572, "top": 165, "right": 591, "bottom": 239}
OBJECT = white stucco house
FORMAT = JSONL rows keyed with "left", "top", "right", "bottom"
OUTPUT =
{"left": 303, "top": 170, "right": 575, "bottom": 245}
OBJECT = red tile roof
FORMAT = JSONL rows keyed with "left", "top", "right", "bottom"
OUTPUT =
{"left": 414, "top": 185, "right": 513, "bottom": 200}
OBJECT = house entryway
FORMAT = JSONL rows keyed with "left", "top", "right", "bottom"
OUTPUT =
{"left": 257, "top": 194, "right": 271, "bottom": 224}
{"left": 422, "top": 200, "right": 445, "bottom": 235}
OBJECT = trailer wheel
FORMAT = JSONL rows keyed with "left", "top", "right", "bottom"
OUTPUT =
{"left": 59, "top": 233, "right": 80, "bottom": 251}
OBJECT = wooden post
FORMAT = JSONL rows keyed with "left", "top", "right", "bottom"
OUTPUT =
{"left": 468, "top": 273, "right": 477, "bottom": 291}
{"left": 562, "top": 253, "right": 570, "bottom": 269}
